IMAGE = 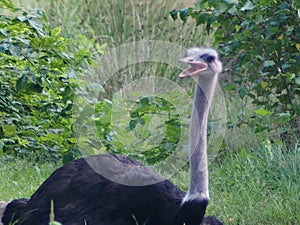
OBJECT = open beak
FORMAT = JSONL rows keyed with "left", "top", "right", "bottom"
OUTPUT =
{"left": 178, "top": 57, "right": 208, "bottom": 78}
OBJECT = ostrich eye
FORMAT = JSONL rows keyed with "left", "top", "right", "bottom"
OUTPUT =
{"left": 200, "top": 54, "right": 215, "bottom": 63}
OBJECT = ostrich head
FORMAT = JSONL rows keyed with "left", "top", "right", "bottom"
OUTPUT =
{"left": 179, "top": 47, "right": 222, "bottom": 78}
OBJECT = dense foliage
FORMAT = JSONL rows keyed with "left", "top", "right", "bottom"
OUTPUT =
{"left": 0, "top": 0, "right": 185, "bottom": 164}
{"left": 74, "top": 90, "right": 185, "bottom": 165}
{"left": 171, "top": 0, "right": 300, "bottom": 143}
{"left": 0, "top": 0, "right": 94, "bottom": 161}
{"left": 2, "top": 0, "right": 298, "bottom": 163}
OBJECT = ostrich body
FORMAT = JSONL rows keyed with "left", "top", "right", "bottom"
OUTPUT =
{"left": 1, "top": 47, "right": 223, "bottom": 225}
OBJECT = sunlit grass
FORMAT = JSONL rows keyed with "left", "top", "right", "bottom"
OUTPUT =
{"left": 0, "top": 156, "right": 59, "bottom": 201}
{"left": 208, "top": 141, "right": 300, "bottom": 225}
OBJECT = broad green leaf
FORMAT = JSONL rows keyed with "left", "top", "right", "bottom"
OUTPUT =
{"left": 276, "top": 126, "right": 287, "bottom": 134}
{"left": 235, "top": 25, "right": 240, "bottom": 32}
{"left": 51, "top": 27, "right": 61, "bottom": 37}
{"left": 2, "top": 123, "right": 16, "bottom": 136}
{"left": 224, "top": 0, "right": 238, "bottom": 4}
{"left": 238, "top": 86, "right": 248, "bottom": 99}
{"left": 282, "top": 64, "right": 291, "bottom": 70}
{"left": 139, "top": 96, "right": 150, "bottom": 107}
{"left": 28, "top": 18, "right": 44, "bottom": 36}
{"left": 224, "top": 84, "right": 236, "bottom": 91}
{"left": 275, "top": 112, "right": 291, "bottom": 123}
{"left": 285, "top": 73, "right": 295, "bottom": 82}
{"left": 179, "top": 8, "right": 191, "bottom": 22}
{"left": 17, "top": 15, "right": 28, "bottom": 22}
{"left": 137, "top": 118, "right": 145, "bottom": 126}
{"left": 228, "top": 5, "right": 238, "bottom": 15}
{"left": 95, "top": 43, "right": 107, "bottom": 55}
{"left": 254, "top": 14, "right": 263, "bottom": 25}
{"left": 241, "top": 0, "right": 255, "bottom": 11}
{"left": 17, "top": 137, "right": 29, "bottom": 147}
{"left": 170, "top": 9, "right": 178, "bottom": 20}
{"left": 0, "top": 0, "right": 14, "bottom": 9}
{"left": 254, "top": 109, "right": 273, "bottom": 116}
{"left": 194, "top": 13, "right": 208, "bottom": 26}
{"left": 130, "top": 111, "right": 139, "bottom": 118}
{"left": 263, "top": 60, "right": 275, "bottom": 67}
{"left": 214, "top": 3, "right": 228, "bottom": 16}
{"left": 129, "top": 120, "right": 137, "bottom": 130}
{"left": 16, "top": 74, "right": 28, "bottom": 91}
{"left": 9, "top": 44, "right": 22, "bottom": 56}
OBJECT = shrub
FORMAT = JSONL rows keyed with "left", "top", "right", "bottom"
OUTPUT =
{"left": 0, "top": 0, "right": 94, "bottom": 162}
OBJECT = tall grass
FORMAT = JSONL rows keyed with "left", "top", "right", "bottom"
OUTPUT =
{"left": 0, "top": 155, "right": 59, "bottom": 201}
{"left": 15, "top": 0, "right": 214, "bottom": 99}
{"left": 210, "top": 140, "right": 300, "bottom": 225}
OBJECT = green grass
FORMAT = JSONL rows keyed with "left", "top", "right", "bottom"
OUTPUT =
{"left": 208, "top": 141, "right": 300, "bottom": 225}
{"left": 0, "top": 156, "right": 60, "bottom": 201}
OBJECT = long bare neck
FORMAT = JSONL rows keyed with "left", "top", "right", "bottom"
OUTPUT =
{"left": 183, "top": 74, "right": 218, "bottom": 203}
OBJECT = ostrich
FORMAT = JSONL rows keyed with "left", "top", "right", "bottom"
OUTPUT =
{"left": 1, "top": 47, "right": 223, "bottom": 225}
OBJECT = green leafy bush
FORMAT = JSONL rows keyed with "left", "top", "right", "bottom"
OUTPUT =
{"left": 171, "top": 0, "right": 300, "bottom": 143}
{"left": 112, "top": 95, "right": 182, "bottom": 164}
{"left": 74, "top": 92, "right": 184, "bottom": 165}
{"left": 0, "top": 0, "right": 94, "bottom": 161}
